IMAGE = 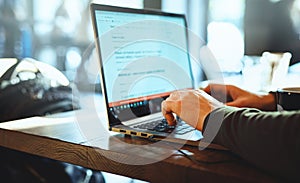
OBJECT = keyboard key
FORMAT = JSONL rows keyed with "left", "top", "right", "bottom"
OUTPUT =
{"left": 133, "top": 118, "right": 194, "bottom": 135}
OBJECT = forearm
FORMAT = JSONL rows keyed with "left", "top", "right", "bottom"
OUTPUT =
{"left": 203, "top": 107, "right": 300, "bottom": 181}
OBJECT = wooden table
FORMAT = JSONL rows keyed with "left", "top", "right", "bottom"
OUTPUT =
{"left": 0, "top": 106, "right": 280, "bottom": 183}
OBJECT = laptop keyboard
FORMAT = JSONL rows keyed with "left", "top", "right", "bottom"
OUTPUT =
{"left": 133, "top": 118, "right": 194, "bottom": 135}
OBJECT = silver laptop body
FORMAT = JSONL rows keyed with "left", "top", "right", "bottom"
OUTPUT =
{"left": 90, "top": 3, "right": 202, "bottom": 142}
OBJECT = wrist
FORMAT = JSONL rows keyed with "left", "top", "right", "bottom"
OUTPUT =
{"left": 262, "top": 92, "right": 277, "bottom": 111}
{"left": 201, "top": 106, "right": 225, "bottom": 132}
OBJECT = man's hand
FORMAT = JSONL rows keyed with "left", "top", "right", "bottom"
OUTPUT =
{"left": 204, "top": 84, "right": 276, "bottom": 111}
{"left": 161, "top": 89, "right": 224, "bottom": 131}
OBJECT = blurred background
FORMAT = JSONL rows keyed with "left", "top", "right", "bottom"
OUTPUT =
{"left": 1, "top": 1, "right": 300, "bottom": 182}
{"left": 1, "top": 0, "right": 300, "bottom": 80}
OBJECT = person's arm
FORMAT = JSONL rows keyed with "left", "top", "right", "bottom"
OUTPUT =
{"left": 162, "top": 89, "right": 300, "bottom": 181}
{"left": 162, "top": 84, "right": 277, "bottom": 129}
{"left": 204, "top": 107, "right": 300, "bottom": 181}
{"left": 204, "top": 84, "right": 277, "bottom": 111}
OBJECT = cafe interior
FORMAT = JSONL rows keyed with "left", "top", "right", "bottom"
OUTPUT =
{"left": 1, "top": 0, "right": 300, "bottom": 182}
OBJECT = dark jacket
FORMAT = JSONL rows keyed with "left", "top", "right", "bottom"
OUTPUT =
{"left": 204, "top": 107, "right": 300, "bottom": 182}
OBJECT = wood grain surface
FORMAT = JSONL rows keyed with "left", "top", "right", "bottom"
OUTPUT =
{"left": 0, "top": 112, "right": 279, "bottom": 183}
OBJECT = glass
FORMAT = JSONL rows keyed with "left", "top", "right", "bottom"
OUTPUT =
{"left": 261, "top": 52, "right": 292, "bottom": 91}
{"left": 242, "top": 52, "right": 292, "bottom": 92}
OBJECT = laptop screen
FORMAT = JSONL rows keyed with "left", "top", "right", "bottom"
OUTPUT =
{"left": 91, "top": 4, "right": 194, "bottom": 124}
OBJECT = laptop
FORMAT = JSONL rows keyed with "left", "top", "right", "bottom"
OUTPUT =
{"left": 90, "top": 3, "right": 203, "bottom": 143}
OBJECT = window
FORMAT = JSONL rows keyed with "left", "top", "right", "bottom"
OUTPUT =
{"left": 207, "top": 0, "right": 245, "bottom": 72}
{"left": 0, "top": 0, "right": 144, "bottom": 80}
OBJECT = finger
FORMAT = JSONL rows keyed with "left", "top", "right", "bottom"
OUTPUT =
{"left": 203, "top": 84, "right": 212, "bottom": 93}
{"left": 226, "top": 101, "right": 243, "bottom": 108}
{"left": 168, "top": 91, "right": 182, "bottom": 100}
{"left": 161, "top": 101, "right": 176, "bottom": 126}
{"left": 161, "top": 100, "right": 177, "bottom": 126}
{"left": 203, "top": 83, "right": 226, "bottom": 95}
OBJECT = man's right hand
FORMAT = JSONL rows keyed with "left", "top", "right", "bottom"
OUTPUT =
{"left": 161, "top": 89, "right": 223, "bottom": 131}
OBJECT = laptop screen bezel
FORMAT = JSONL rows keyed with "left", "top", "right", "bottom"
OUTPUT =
{"left": 90, "top": 3, "right": 195, "bottom": 127}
